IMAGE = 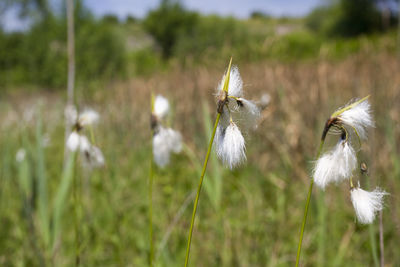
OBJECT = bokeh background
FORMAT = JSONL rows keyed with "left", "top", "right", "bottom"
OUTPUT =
{"left": 0, "top": 0, "right": 399, "bottom": 266}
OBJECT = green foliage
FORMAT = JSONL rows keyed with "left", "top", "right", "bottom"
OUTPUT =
{"left": 0, "top": 9, "right": 126, "bottom": 88}
{"left": 267, "top": 31, "right": 322, "bottom": 60}
{"left": 306, "top": 0, "right": 384, "bottom": 37}
{"left": 174, "top": 15, "right": 254, "bottom": 62}
{"left": 330, "top": 0, "right": 381, "bottom": 37}
{"left": 129, "top": 48, "right": 164, "bottom": 76}
{"left": 143, "top": 0, "right": 198, "bottom": 59}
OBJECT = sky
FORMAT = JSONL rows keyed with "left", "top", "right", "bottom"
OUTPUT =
{"left": 2, "top": 0, "right": 324, "bottom": 32}
{"left": 85, "top": 0, "right": 323, "bottom": 19}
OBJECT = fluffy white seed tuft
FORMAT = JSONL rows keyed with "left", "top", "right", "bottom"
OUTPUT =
{"left": 313, "top": 139, "right": 356, "bottom": 189}
{"left": 154, "top": 95, "right": 170, "bottom": 120}
{"left": 351, "top": 187, "right": 387, "bottom": 224}
{"left": 16, "top": 148, "right": 26, "bottom": 163}
{"left": 81, "top": 145, "right": 105, "bottom": 169}
{"left": 218, "top": 122, "right": 246, "bottom": 169}
{"left": 79, "top": 109, "right": 100, "bottom": 126}
{"left": 259, "top": 93, "right": 271, "bottom": 108}
{"left": 66, "top": 131, "right": 80, "bottom": 152}
{"left": 238, "top": 98, "right": 261, "bottom": 129}
{"left": 217, "top": 65, "right": 243, "bottom": 98}
{"left": 339, "top": 100, "right": 374, "bottom": 140}
{"left": 152, "top": 127, "right": 182, "bottom": 168}
{"left": 165, "top": 128, "right": 182, "bottom": 153}
{"left": 78, "top": 135, "right": 91, "bottom": 154}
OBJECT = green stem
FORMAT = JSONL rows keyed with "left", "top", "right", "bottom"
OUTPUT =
{"left": 88, "top": 125, "right": 96, "bottom": 145}
{"left": 295, "top": 139, "right": 325, "bottom": 267}
{"left": 149, "top": 128, "right": 154, "bottom": 267}
{"left": 73, "top": 155, "right": 80, "bottom": 266}
{"left": 184, "top": 112, "right": 221, "bottom": 267}
{"left": 366, "top": 177, "right": 379, "bottom": 267}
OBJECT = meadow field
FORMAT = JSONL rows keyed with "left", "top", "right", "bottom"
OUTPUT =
{"left": 1, "top": 48, "right": 399, "bottom": 266}
{"left": 1, "top": 0, "right": 400, "bottom": 266}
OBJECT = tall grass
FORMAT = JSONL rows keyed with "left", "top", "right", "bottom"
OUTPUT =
{"left": 0, "top": 51, "right": 399, "bottom": 265}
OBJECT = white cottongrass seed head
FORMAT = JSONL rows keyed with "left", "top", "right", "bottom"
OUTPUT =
{"left": 16, "top": 148, "right": 26, "bottom": 163}
{"left": 336, "top": 98, "right": 374, "bottom": 140}
{"left": 81, "top": 145, "right": 105, "bottom": 169}
{"left": 78, "top": 109, "right": 100, "bottom": 127}
{"left": 313, "top": 139, "right": 357, "bottom": 189}
{"left": 66, "top": 131, "right": 80, "bottom": 152}
{"left": 351, "top": 186, "right": 387, "bottom": 224}
{"left": 217, "top": 65, "right": 243, "bottom": 98}
{"left": 237, "top": 97, "right": 261, "bottom": 128}
{"left": 259, "top": 93, "right": 271, "bottom": 108}
{"left": 152, "top": 127, "right": 182, "bottom": 168}
{"left": 78, "top": 135, "right": 91, "bottom": 154}
{"left": 217, "top": 121, "right": 246, "bottom": 169}
{"left": 214, "top": 63, "right": 260, "bottom": 169}
{"left": 154, "top": 95, "right": 170, "bottom": 120}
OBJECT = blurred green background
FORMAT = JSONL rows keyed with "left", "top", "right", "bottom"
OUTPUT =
{"left": 0, "top": 0, "right": 399, "bottom": 266}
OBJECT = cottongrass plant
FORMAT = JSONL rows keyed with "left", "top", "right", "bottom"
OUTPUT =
{"left": 149, "top": 94, "right": 182, "bottom": 266}
{"left": 296, "top": 96, "right": 387, "bottom": 266}
{"left": 184, "top": 58, "right": 260, "bottom": 266}
{"left": 65, "top": 107, "right": 104, "bottom": 265}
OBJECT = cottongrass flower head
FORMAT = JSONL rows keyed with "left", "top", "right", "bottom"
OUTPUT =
{"left": 218, "top": 121, "right": 246, "bottom": 169}
{"left": 314, "top": 96, "right": 373, "bottom": 189}
{"left": 153, "top": 94, "right": 170, "bottom": 120}
{"left": 151, "top": 94, "right": 182, "bottom": 168}
{"left": 351, "top": 185, "right": 387, "bottom": 224}
{"left": 66, "top": 108, "right": 105, "bottom": 169}
{"left": 214, "top": 64, "right": 260, "bottom": 169}
{"left": 78, "top": 109, "right": 100, "bottom": 127}
{"left": 297, "top": 95, "right": 382, "bottom": 267}
{"left": 313, "top": 96, "right": 387, "bottom": 222}
{"left": 322, "top": 96, "right": 374, "bottom": 141}
{"left": 81, "top": 145, "right": 105, "bottom": 169}
{"left": 313, "top": 134, "right": 357, "bottom": 189}
{"left": 66, "top": 131, "right": 81, "bottom": 152}
{"left": 16, "top": 148, "right": 26, "bottom": 163}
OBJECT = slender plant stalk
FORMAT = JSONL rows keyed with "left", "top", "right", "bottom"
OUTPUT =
{"left": 317, "top": 190, "right": 326, "bottom": 266}
{"left": 184, "top": 112, "right": 221, "bottom": 267}
{"left": 366, "top": 174, "right": 379, "bottom": 267}
{"left": 295, "top": 139, "right": 325, "bottom": 267}
{"left": 66, "top": 0, "right": 75, "bottom": 106}
{"left": 149, "top": 93, "right": 156, "bottom": 267}
{"left": 379, "top": 210, "right": 384, "bottom": 267}
{"left": 149, "top": 129, "right": 154, "bottom": 267}
{"left": 64, "top": 0, "right": 75, "bottom": 164}
{"left": 184, "top": 58, "right": 231, "bottom": 266}
{"left": 52, "top": 151, "right": 77, "bottom": 257}
{"left": 369, "top": 217, "right": 379, "bottom": 267}
{"left": 73, "top": 156, "right": 81, "bottom": 266}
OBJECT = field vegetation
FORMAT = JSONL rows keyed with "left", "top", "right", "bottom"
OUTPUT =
{"left": 0, "top": 0, "right": 399, "bottom": 266}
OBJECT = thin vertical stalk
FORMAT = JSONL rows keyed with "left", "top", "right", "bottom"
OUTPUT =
{"left": 36, "top": 114, "right": 50, "bottom": 248}
{"left": 66, "top": 0, "right": 75, "bottom": 106}
{"left": 398, "top": 0, "right": 400, "bottom": 58}
{"left": 295, "top": 139, "right": 325, "bottom": 267}
{"left": 184, "top": 112, "right": 221, "bottom": 267}
{"left": 366, "top": 175, "right": 379, "bottom": 267}
{"left": 52, "top": 151, "right": 77, "bottom": 257}
{"left": 369, "top": 219, "right": 379, "bottom": 267}
{"left": 317, "top": 190, "right": 326, "bottom": 267}
{"left": 149, "top": 127, "right": 154, "bottom": 267}
{"left": 64, "top": 0, "right": 76, "bottom": 160}
{"left": 73, "top": 157, "right": 81, "bottom": 266}
{"left": 379, "top": 210, "right": 384, "bottom": 267}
